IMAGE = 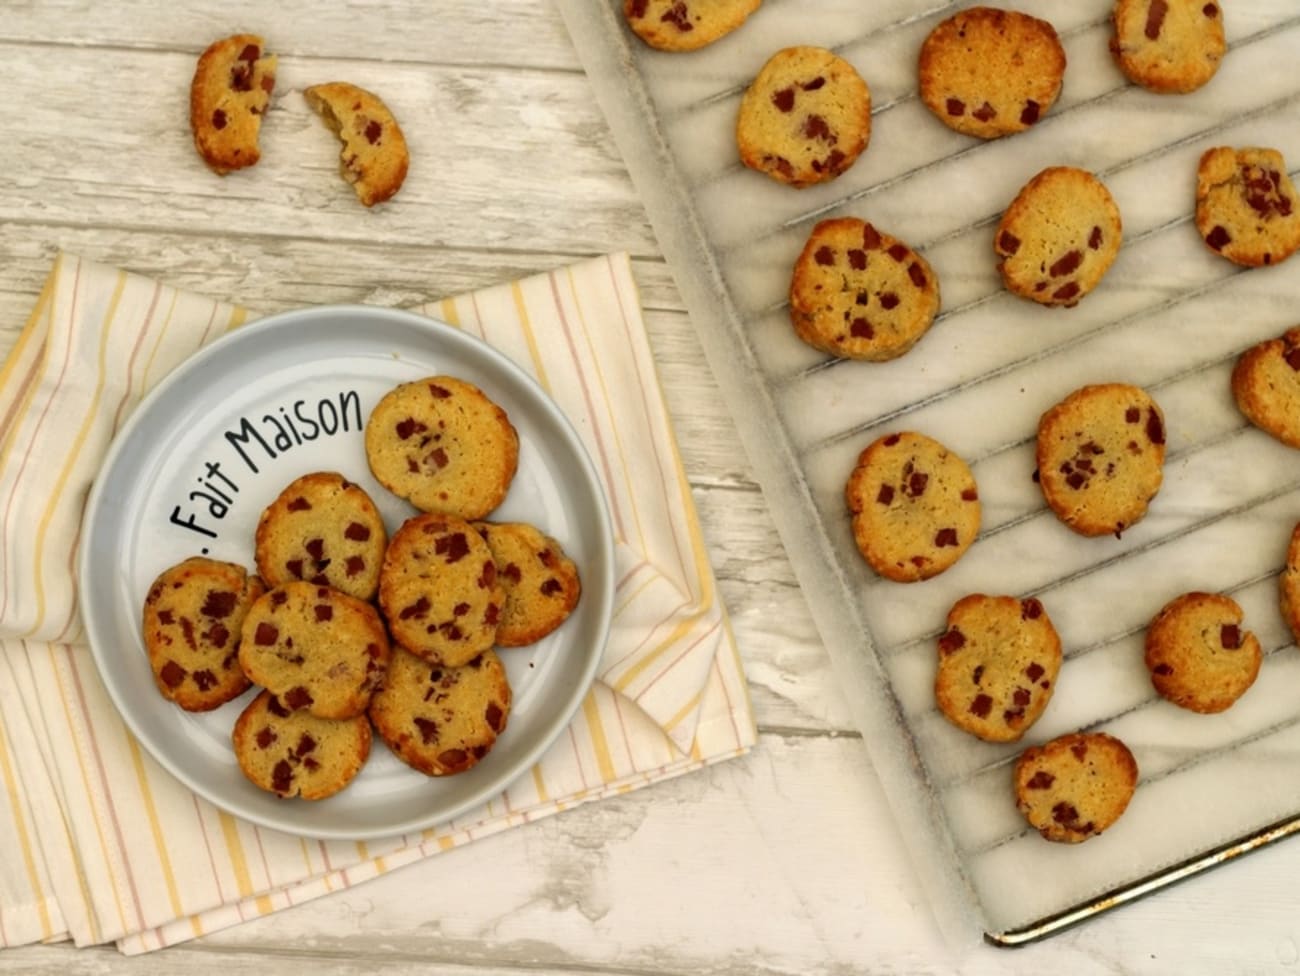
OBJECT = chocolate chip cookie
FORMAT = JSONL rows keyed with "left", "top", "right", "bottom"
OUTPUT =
{"left": 472, "top": 521, "right": 581, "bottom": 647}
{"left": 1195, "top": 147, "right": 1300, "bottom": 268}
{"left": 1014, "top": 732, "right": 1139, "bottom": 843}
{"left": 1110, "top": 0, "right": 1225, "bottom": 94}
{"left": 304, "top": 82, "right": 410, "bottom": 207}
{"left": 232, "top": 690, "right": 372, "bottom": 800}
{"left": 1145, "top": 591, "right": 1261, "bottom": 713}
{"left": 189, "top": 33, "right": 277, "bottom": 175}
{"left": 623, "top": 0, "right": 762, "bottom": 52}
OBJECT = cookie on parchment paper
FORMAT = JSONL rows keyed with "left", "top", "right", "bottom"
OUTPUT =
{"left": 1231, "top": 325, "right": 1300, "bottom": 449}
{"left": 1145, "top": 591, "right": 1261, "bottom": 714}
{"left": 472, "top": 521, "right": 581, "bottom": 647}
{"left": 789, "top": 218, "right": 940, "bottom": 362}
{"left": 1014, "top": 732, "right": 1138, "bottom": 843}
{"left": 623, "top": 0, "right": 761, "bottom": 52}
{"left": 918, "top": 6, "right": 1066, "bottom": 140}
{"left": 304, "top": 82, "right": 410, "bottom": 207}
{"left": 232, "top": 690, "right": 372, "bottom": 800}
{"left": 736, "top": 46, "right": 871, "bottom": 188}
{"left": 1110, "top": 0, "right": 1225, "bottom": 94}
{"left": 1195, "top": 147, "right": 1300, "bottom": 268}
{"left": 189, "top": 33, "right": 277, "bottom": 175}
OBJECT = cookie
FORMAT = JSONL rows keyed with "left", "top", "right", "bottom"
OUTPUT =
{"left": 189, "top": 34, "right": 277, "bottom": 175}
{"left": 788, "top": 218, "right": 940, "bottom": 362}
{"left": 736, "top": 46, "right": 871, "bottom": 188}
{"left": 304, "top": 82, "right": 410, "bottom": 207}
{"left": 844, "top": 431, "right": 981, "bottom": 583}
{"left": 1110, "top": 0, "right": 1225, "bottom": 94}
{"left": 379, "top": 514, "right": 504, "bottom": 667}
{"left": 918, "top": 7, "right": 1066, "bottom": 140}
{"left": 1036, "top": 383, "right": 1166, "bottom": 538}
{"left": 472, "top": 521, "right": 581, "bottom": 647}
{"left": 1280, "top": 523, "right": 1300, "bottom": 646}
{"left": 623, "top": 0, "right": 761, "bottom": 52}
{"left": 254, "top": 472, "right": 388, "bottom": 602}
{"left": 1014, "top": 732, "right": 1138, "bottom": 843}
{"left": 994, "top": 167, "right": 1123, "bottom": 307}
{"left": 142, "top": 557, "right": 264, "bottom": 711}
{"left": 365, "top": 376, "right": 519, "bottom": 520}
{"left": 232, "top": 691, "right": 371, "bottom": 800}
{"left": 368, "top": 648, "right": 512, "bottom": 777}
{"left": 238, "top": 582, "right": 391, "bottom": 720}
{"left": 934, "top": 595, "right": 1062, "bottom": 743}
{"left": 1144, "top": 591, "right": 1261, "bottom": 713}
{"left": 1231, "top": 326, "right": 1300, "bottom": 449}
{"left": 1195, "top": 147, "right": 1300, "bottom": 268}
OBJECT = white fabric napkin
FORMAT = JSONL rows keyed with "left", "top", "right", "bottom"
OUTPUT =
{"left": 0, "top": 251, "right": 756, "bottom": 953}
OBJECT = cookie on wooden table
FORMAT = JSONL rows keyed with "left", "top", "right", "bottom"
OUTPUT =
{"left": 736, "top": 46, "right": 871, "bottom": 188}
{"left": 379, "top": 514, "right": 504, "bottom": 666}
{"left": 365, "top": 376, "right": 519, "bottom": 520}
{"left": 1035, "top": 383, "right": 1166, "bottom": 538}
{"left": 1014, "top": 732, "right": 1138, "bottom": 843}
{"left": 1110, "top": 0, "right": 1225, "bottom": 94}
{"left": 918, "top": 7, "right": 1066, "bottom": 140}
{"left": 1279, "top": 522, "right": 1300, "bottom": 647}
{"left": 369, "top": 647, "right": 512, "bottom": 777}
{"left": 934, "top": 594, "right": 1062, "bottom": 743}
{"left": 254, "top": 471, "right": 387, "bottom": 602}
{"left": 845, "top": 431, "right": 981, "bottom": 583}
{"left": 142, "top": 557, "right": 264, "bottom": 711}
{"left": 994, "top": 167, "right": 1123, "bottom": 307}
{"left": 623, "top": 0, "right": 761, "bottom": 51}
{"left": 1144, "top": 591, "right": 1261, "bottom": 713}
{"left": 1231, "top": 326, "right": 1300, "bottom": 449}
{"left": 472, "top": 521, "right": 581, "bottom": 647}
{"left": 232, "top": 690, "right": 372, "bottom": 800}
{"left": 304, "top": 82, "right": 410, "bottom": 207}
{"left": 788, "top": 218, "right": 940, "bottom": 362}
{"left": 189, "top": 33, "right": 277, "bottom": 175}
{"left": 1195, "top": 147, "right": 1300, "bottom": 268}
{"left": 238, "top": 581, "right": 390, "bottom": 720}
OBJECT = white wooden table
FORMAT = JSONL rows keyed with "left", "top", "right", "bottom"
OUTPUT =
{"left": 3, "top": 2, "right": 1299, "bottom": 972}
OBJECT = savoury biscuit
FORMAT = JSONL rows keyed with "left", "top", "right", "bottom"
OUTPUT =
{"left": 1195, "top": 147, "right": 1300, "bottom": 268}
{"left": 1014, "top": 732, "right": 1138, "bottom": 843}
{"left": 232, "top": 690, "right": 371, "bottom": 799}
{"left": 1110, "top": 0, "right": 1225, "bottom": 94}
{"left": 995, "top": 167, "right": 1123, "bottom": 307}
{"left": 845, "top": 431, "right": 981, "bottom": 583}
{"left": 238, "top": 582, "right": 390, "bottom": 720}
{"left": 1144, "top": 591, "right": 1261, "bottom": 713}
{"left": 254, "top": 471, "right": 388, "bottom": 602}
{"left": 369, "top": 647, "right": 512, "bottom": 777}
{"left": 472, "top": 521, "right": 581, "bottom": 647}
{"left": 623, "top": 0, "right": 761, "bottom": 52}
{"left": 365, "top": 376, "right": 519, "bottom": 520}
{"left": 789, "top": 218, "right": 940, "bottom": 362}
{"left": 189, "top": 33, "right": 278, "bottom": 175}
{"left": 1036, "top": 383, "right": 1166, "bottom": 538}
{"left": 142, "top": 557, "right": 264, "bottom": 711}
{"left": 934, "top": 594, "right": 1062, "bottom": 743}
{"left": 304, "top": 82, "right": 410, "bottom": 207}
{"left": 1231, "top": 326, "right": 1300, "bottom": 449}
{"left": 1280, "top": 522, "right": 1300, "bottom": 647}
{"left": 918, "top": 7, "right": 1066, "bottom": 140}
{"left": 379, "top": 514, "right": 504, "bottom": 666}
{"left": 736, "top": 46, "right": 871, "bottom": 188}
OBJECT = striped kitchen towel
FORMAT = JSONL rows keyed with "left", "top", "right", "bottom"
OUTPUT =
{"left": 0, "top": 251, "right": 756, "bottom": 953}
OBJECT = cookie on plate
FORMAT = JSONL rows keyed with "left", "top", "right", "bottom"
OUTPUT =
{"left": 994, "top": 167, "right": 1123, "bottom": 307}
{"left": 845, "top": 431, "right": 981, "bottom": 582}
{"left": 918, "top": 7, "right": 1066, "bottom": 140}
{"left": 935, "top": 595, "right": 1062, "bottom": 743}
{"left": 379, "top": 514, "right": 504, "bottom": 666}
{"left": 1280, "top": 522, "right": 1300, "bottom": 646}
{"left": 1195, "top": 147, "right": 1300, "bottom": 268}
{"left": 1231, "top": 326, "right": 1300, "bottom": 449}
{"left": 736, "top": 46, "right": 871, "bottom": 188}
{"left": 232, "top": 690, "right": 372, "bottom": 800}
{"left": 254, "top": 471, "right": 387, "bottom": 602}
{"left": 238, "top": 581, "right": 391, "bottom": 720}
{"left": 304, "top": 82, "right": 410, "bottom": 207}
{"left": 142, "top": 557, "right": 264, "bottom": 711}
{"left": 189, "top": 33, "right": 277, "bottom": 175}
{"left": 472, "top": 521, "right": 581, "bottom": 646}
{"left": 1145, "top": 591, "right": 1261, "bottom": 713}
{"left": 368, "top": 647, "right": 512, "bottom": 777}
{"left": 789, "top": 218, "right": 940, "bottom": 362}
{"left": 365, "top": 376, "right": 519, "bottom": 520}
{"left": 1110, "top": 0, "right": 1225, "bottom": 94}
{"left": 1014, "top": 732, "right": 1138, "bottom": 843}
{"left": 1036, "top": 383, "right": 1166, "bottom": 537}
{"left": 623, "top": 0, "right": 761, "bottom": 51}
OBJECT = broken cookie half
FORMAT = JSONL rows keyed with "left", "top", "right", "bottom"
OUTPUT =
{"left": 190, "top": 33, "right": 278, "bottom": 175}
{"left": 304, "top": 82, "right": 409, "bottom": 207}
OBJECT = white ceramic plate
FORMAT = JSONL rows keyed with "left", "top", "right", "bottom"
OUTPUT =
{"left": 78, "top": 304, "right": 614, "bottom": 840}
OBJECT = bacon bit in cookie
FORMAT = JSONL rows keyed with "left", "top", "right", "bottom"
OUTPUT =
{"left": 850, "top": 318, "right": 873, "bottom": 339}
{"left": 887, "top": 244, "right": 908, "bottom": 262}
{"left": 296, "top": 733, "right": 317, "bottom": 757}
{"left": 267, "top": 695, "right": 291, "bottom": 717}
{"left": 946, "top": 97, "right": 965, "bottom": 116}
{"left": 1206, "top": 225, "right": 1231, "bottom": 250}
{"left": 429, "top": 384, "right": 453, "bottom": 398}
{"left": 364, "top": 119, "right": 382, "bottom": 144}
{"left": 961, "top": 487, "right": 978, "bottom": 502}
{"left": 660, "top": 2, "right": 694, "bottom": 32}
{"left": 180, "top": 617, "right": 197, "bottom": 649}
{"left": 314, "top": 604, "right": 333, "bottom": 622}
{"left": 772, "top": 87, "right": 796, "bottom": 112}
{"left": 803, "top": 114, "right": 832, "bottom": 141}
{"left": 998, "top": 231, "right": 1021, "bottom": 255}
{"left": 344, "top": 522, "right": 371, "bottom": 542}
{"left": 848, "top": 249, "right": 867, "bottom": 271}
{"left": 400, "top": 596, "right": 431, "bottom": 620}
{"left": 863, "top": 224, "right": 882, "bottom": 249}
{"left": 938, "top": 628, "right": 966, "bottom": 654}
{"left": 629, "top": 0, "right": 649, "bottom": 16}
{"left": 1070, "top": 741, "right": 1089, "bottom": 761}
{"left": 209, "top": 623, "right": 230, "bottom": 648}
{"left": 288, "top": 496, "right": 312, "bottom": 512}
{"left": 160, "top": 660, "right": 186, "bottom": 688}
{"left": 811, "top": 150, "right": 847, "bottom": 175}
{"left": 212, "top": 109, "right": 228, "bottom": 130}
{"left": 1026, "top": 662, "right": 1045, "bottom": 682}
{"left": 202, "top": 590, "right": 237, "bottom": 618}
{"left": 1153, "top": 662, "right": 1174, "bottom": 675}
{"left": 1022, "top": 598, "right": 1043, "bottom": 621}
{"left": 972, "top": 664, "right": 984, "bottom": 685}
{"left": 486, "top": 702, "right": 505, "bottom": 732}
{"left": 1050, "top": 250, "right": 1082, "bottom": 277}
{"left": 484, "top": 603, "right": 500, "bottom": 625}
{"left": 1052, "top": 801, "right": 1081, "bottom": 824}
{"left": 303, "top": 757, "right": 320, "bottom": 771}
{"left": 1052, "top": 282, "right": 1080, "bottom": 302}
{"left": 884, "top": 433, "right": 901, "bottom": 446}
{"left": 1012, "top": 687, "right": 1032, "bottom": 707}
{"left": 801, "top": 77, "right": 827, "bottom": 91}
{"left": 910, "top": 556, "right": 928, "bottom": 568}
{"left": 934, "top": 527, "right": 959, "bottom": 547}
{"left": 192, "top": 669, "right": 217, "bottom": 691}
{"left": 284, "top": 686, "right": 314, "bottom": 710}
{"left": 1089, "top": 226, "right": 1103, "bottom": 250}
{"left": 438, "top": 748, "right": 470, "bottom": 769}
{"left": 429, "top": 447, "right": 450, "bottom": 469}
{"left": 907, "top": 472, "right": 929, "bottom": 497}
{"left": 1221, "top": 624, "right": 1242, "bottom": 649}
{"left": 1146, "top": 409, "right": 1165, "bottom": 445}
{"left": 435, "top": 533, "right": 470, "bottom": 563}
{"left": 452, "top": 602, "right": 470, "bottom": 617}
{"left": 305, "top": 539, "right": 326, "bottom": 561}
{"left": 1145, "top": 0, "right": 1169, "bottom": 39}
{"left": 503, "top": 563, "right": 522, "bottom": 583}
{"left": 1203, "top": 2, "right": 1218, "bottom": 14}
{"left": 767, "top": 155, "right": 796, "bottom": 179}
{"left": 541, "top": 578, "right": 563, "bottom": 596}
{"left": 1027, "top": 771, "right": 1055, "bottom": 789}
{"left": 969, "top": 694, "right": 993, "bottom": 718}
{"left": 271, "top": 760, "right": 294, "bottom": 794}
{"left": 1065, "top": 471, "right": 1087, "bottom": 490}
{"left": 478, "top": 560, "right": 497, "bottom": 589}
{"left": 855, "top": 291, "right": 869, "bottom": 306}
{"left": 876, "top": 484, "right": 895, "bottom": 505}
{"left": 1286, "top": 348, "right": 1300, "bottom": 371}
{"left": 255, "top": 727, "right": 276, "bottom": 749}
{"left": 286, "top": 558, "right": 305, "bottom": 578}
{"left": 1020, "top": 100, "right": 1041, "bottom": 126}
{"left": 879, "top": 292, "right": 899, "bottom": 310}
{"left": 158, "top": 609, "right": 175, "bottom": 625}
{"left": 972, "top": 102, "right": 997, "bottom": 123}
{"left": 814, "top": 246, "right": 834, "bottom": 266}
{"left": 908, "top": 263, "right": 927, "bottom": 288}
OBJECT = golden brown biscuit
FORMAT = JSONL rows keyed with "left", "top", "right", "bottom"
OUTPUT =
{"left": 1231, "top": 326, "right": 1300, "bottom": 449}
{"left": 304, "top": 82, "right": 410, "bottom": 207}
{"left": 1110, "top": 0, "right": 1225, "bottom": 94}
{"left": 1195, "top": 147, "right": 1300, "bottom": 268}
{"left": 1145, "top": 591, "right": 1261, "bottom": 713}
{"left": 232, "top": 690, "right": 371, "bottom": 800}
{"left": 1014, "top": 732, "right": 1138, "bottom": 843}
{"left": 472, "top": 522, "right": 581, "bottom": 647}
{"left": 623, "top": 0, "right": 761, "bottom": 51}
{"left": 1280, "top": 523, "right": 1300, "bottom": 647}
{"left": 189, "top": 33, "right": 277, "bottom": 175}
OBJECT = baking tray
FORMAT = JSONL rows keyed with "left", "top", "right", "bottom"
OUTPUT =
{"left": 557, "top": 0, "right": 1300, "bottom": 945}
